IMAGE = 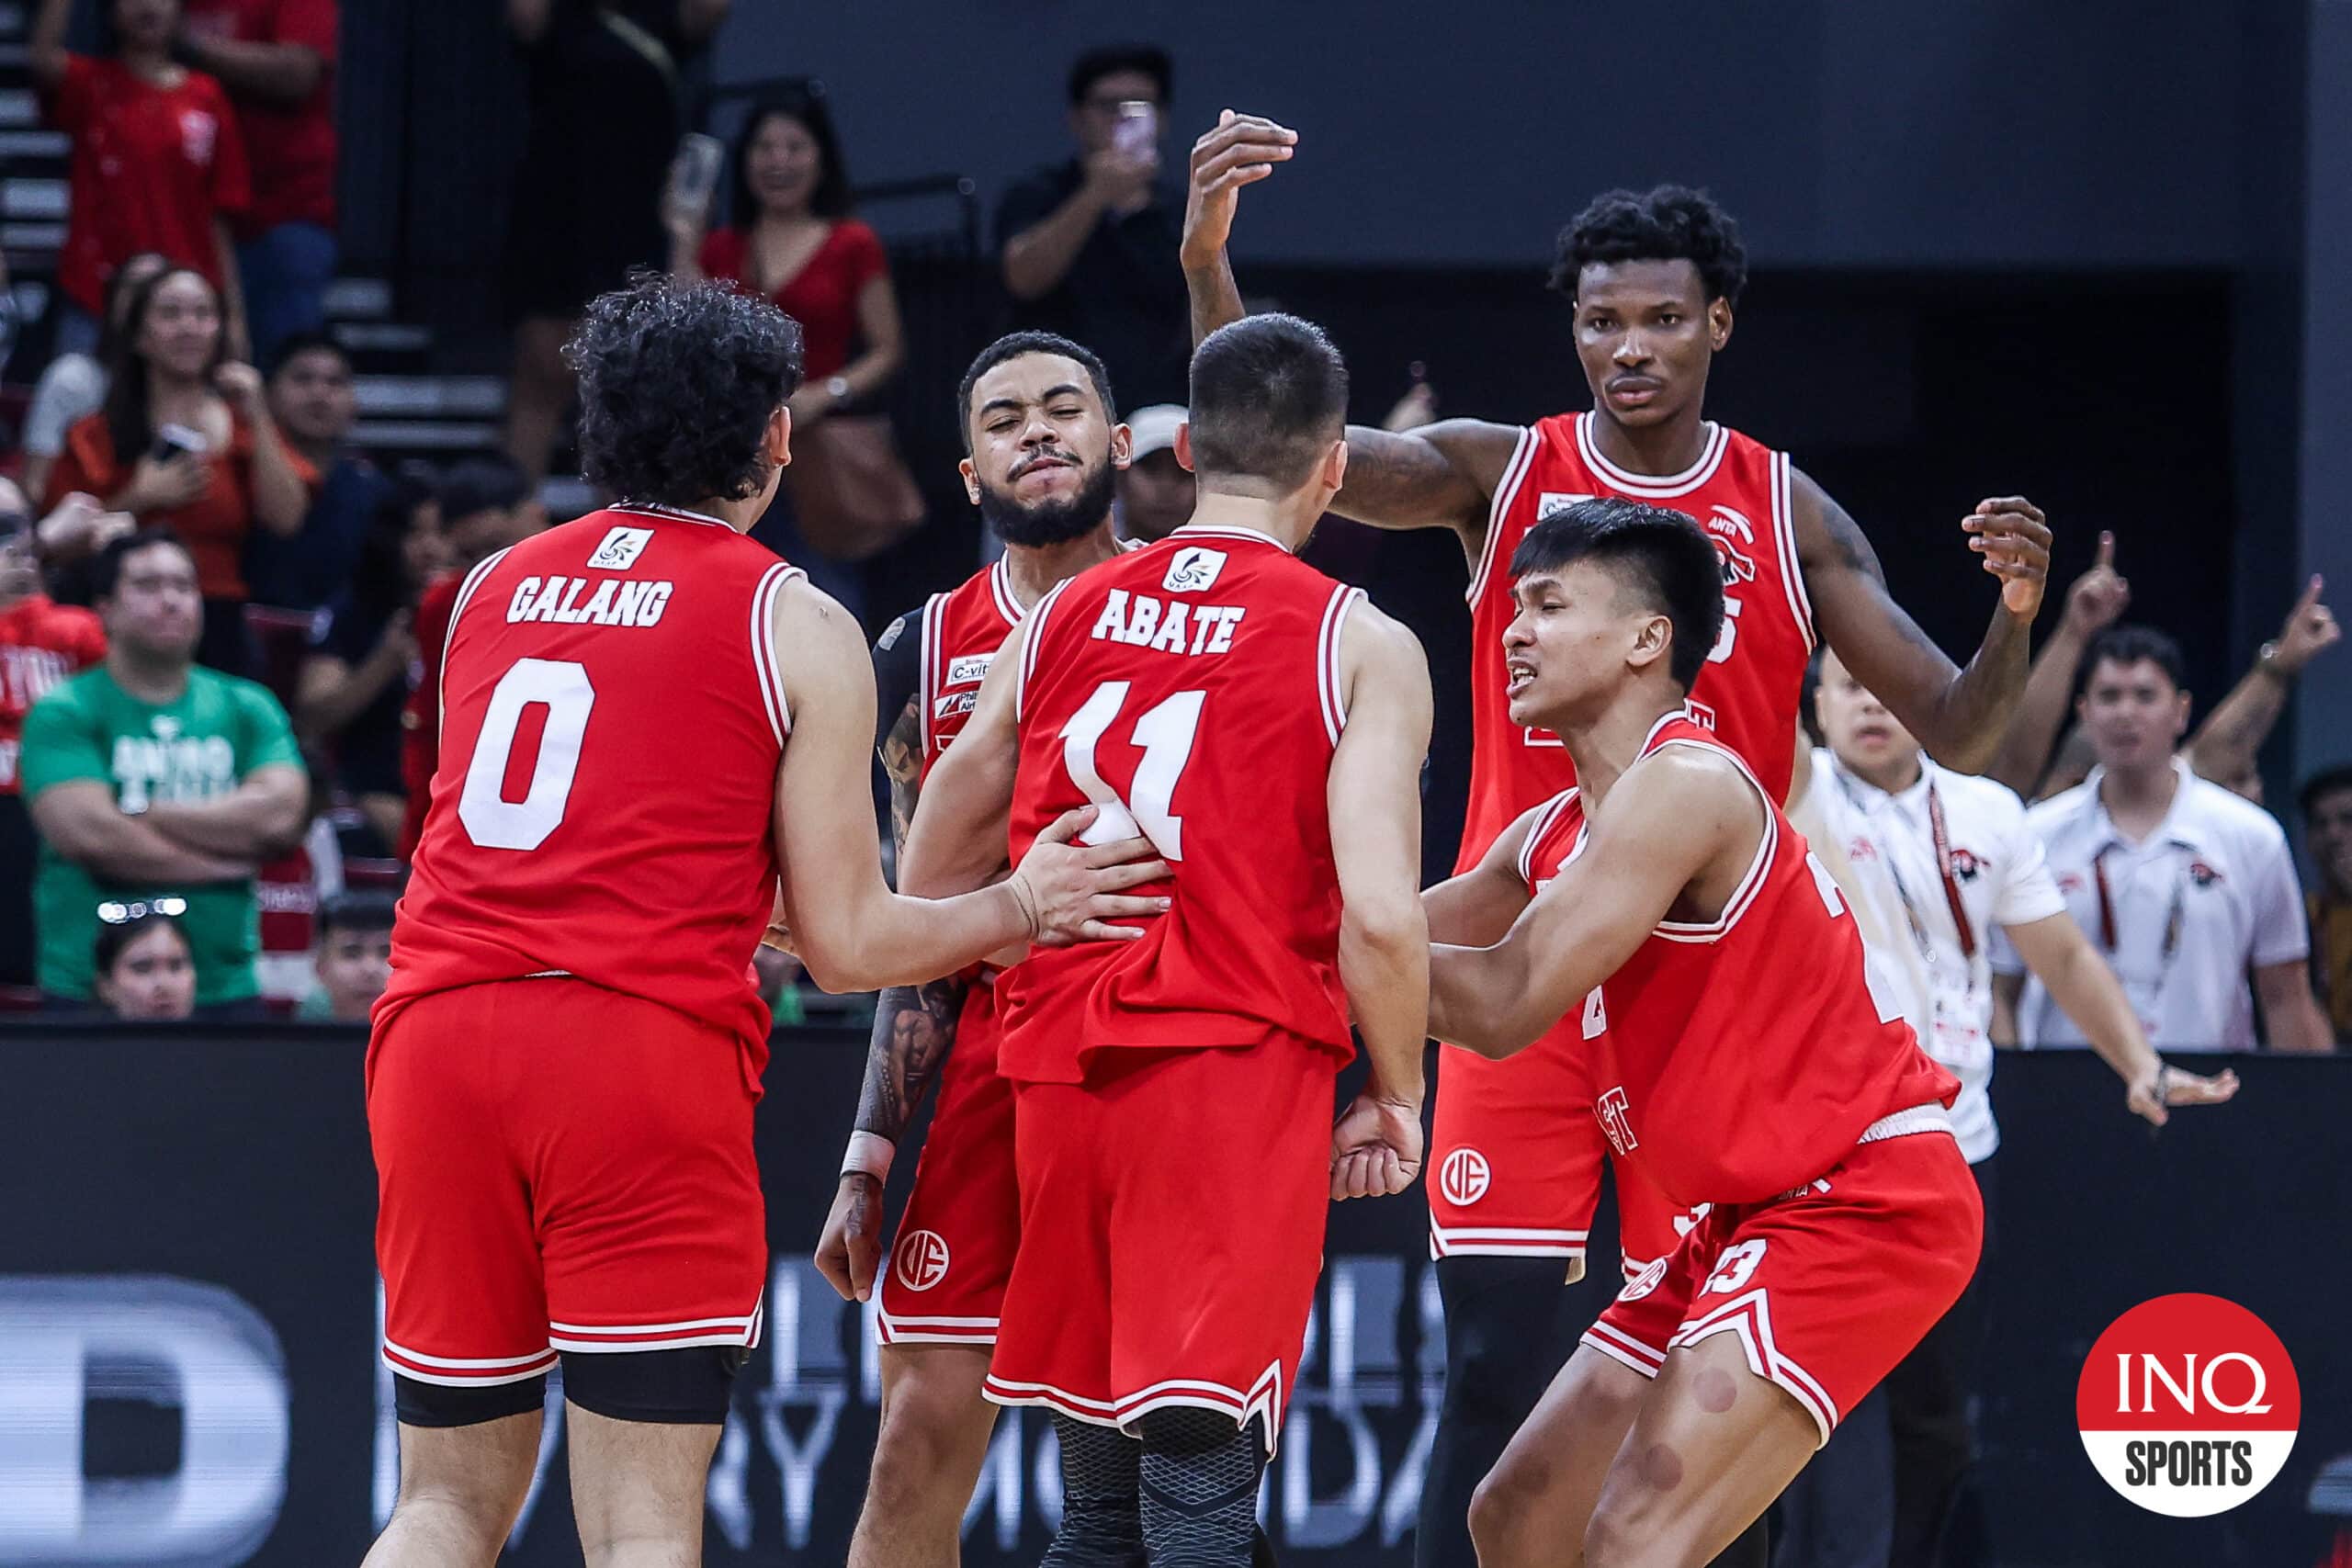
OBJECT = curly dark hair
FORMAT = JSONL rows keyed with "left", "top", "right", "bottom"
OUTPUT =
{"left": 565, "top": 274, "right": 806, "bottom": 508}
{"left": 1549, "top": 186, "right": 1748, "bottom": 308}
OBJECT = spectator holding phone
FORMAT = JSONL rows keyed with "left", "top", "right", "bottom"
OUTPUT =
{"left": 28, "top": 0, "right": 251, "bottom": 358}
{"left": 998, "top": 44, "right": 1190, "bottom": 410}
{"left": 91, "top": 906, "right": 198, "bottom": 1020}
{"left": 20, "top": 252, "right": 170, "bottom": 503}
{"left": 43, "top": 266, "right": 316, "bottom": 674}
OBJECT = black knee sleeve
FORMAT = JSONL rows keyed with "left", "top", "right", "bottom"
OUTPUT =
{"left": 1136, "top": 1408, "right": 1266, "bottom": 1568}
{"left": 394, "top": 1371, "right": 548, "bottom": 1428}
{"left": 1707, "top": 1516, "right": 1769, "bottom": 1568}
{"left": 1045, "top": 1413, "right": 1145, "bottom": 1568}
{"left": 560, "top": 1346, "right": 748, "bottom": 1426}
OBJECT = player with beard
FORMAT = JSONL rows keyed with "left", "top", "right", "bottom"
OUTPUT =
{"left": 818, "top": 331, "right": 1142, "bottom": 1568}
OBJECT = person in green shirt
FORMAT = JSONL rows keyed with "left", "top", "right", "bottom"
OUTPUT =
{"left": 21, "top": 526, "right": 306, "bottom": 1010}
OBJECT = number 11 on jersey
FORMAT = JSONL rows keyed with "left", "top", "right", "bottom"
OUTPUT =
{"left": 1058, "top": 680, "right": 1205, "bottom": 860}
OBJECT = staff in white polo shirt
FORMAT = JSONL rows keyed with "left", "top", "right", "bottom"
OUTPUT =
{"left": 1998, "top": 625, "right": 2335, "bottom": 1054}
{"left": 1774, "top": 650, "right": 2238, "bottom": 1568}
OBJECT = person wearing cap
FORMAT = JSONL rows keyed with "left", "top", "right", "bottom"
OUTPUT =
{"left": 1115, "top": 401, "right": 1193, "bottom": 543}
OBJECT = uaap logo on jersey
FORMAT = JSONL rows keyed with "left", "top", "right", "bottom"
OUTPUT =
{"left": 893, "top": 1230, "right": 952, "bottom": 1292}
{"left": 1438, "top": 1147, "right": 1491, "bottom": 1208}
{"left": 1536, "top": 491, "right": 1596, "bottom": 521}
{"left": 1595, "top": 1087, "right": 1638, "bottom": 1156}
{"left": 1162, "top": 546, "right": 1227, "bottom": 593}
{"left": 587, "top": 526, "right": 655, "bottom": 570}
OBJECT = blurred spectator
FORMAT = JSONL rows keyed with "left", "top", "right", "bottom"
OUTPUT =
{"left": 299, "top": 888, "right": 391, "bottom": 1021}
{"left": 1995, "top": 626, "right": 2333, "bottom": 1053}
{"left": 397, "top": 457, "right": 539, "bottom": 858}
{"left": 44, "top": 267, "right": 316, "bottom": 673}
{"left": 999, "top": 44, "right": 1190, "bottom": 410}
{"left": 0, "top": 488, "right": 109, "bottom": 989}
{"left": 501, "top": 0, "right": 731, "bottom": 485}
{"left": 2301, "top": 764, "right": 2352, "bottom": 1043}
{"left": 245, "top": 331, "right": 387, "bottom": 611}
{"left": 20, "top": 251, "right": 170, "bottom": 502}
{"left": 299, "top": 476, "right": 443, "bottom": 847}
{"left": 177, "top": 0, "right": 339, "bottom": 364}
{"left": 30, "top": 0, "right": 251, "bottom": 357}
{"left": 669, "top": 85, "right": 911, "bottom": 608}
{"left": 20, "top": 527, "right": 305, "bottom": 1015}
{"left": 1115, "top": 402, "right": 1192, "bottom": 543}
{"left": 2181, "top": 575, "right": 2340, "bottom": 804}
{"left": 90, "top": 906, "right": 197, "bottom": 1019}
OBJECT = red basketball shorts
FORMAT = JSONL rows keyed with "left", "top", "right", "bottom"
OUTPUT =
{"left": 1582, "top": 1106, "right": 1984, "bottom": 1445}
{"left": 983, "top": 1038, "right": 1336, "bottom": 1455}
{"left": 368, "top": 977, "right": 767, "bottom": 1389}
{"left": 876, "top": 986, "right": 1020, "bottom": 1346}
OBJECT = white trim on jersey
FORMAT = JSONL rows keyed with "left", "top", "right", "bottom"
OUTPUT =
{"left": 381, "top": 1339, "right": 557, "bottom": 1371}
{"left": 1170, "top": 523, "right": 1289, "bottom": 549}
{"left": 380, "top": 1349, "right": 560, "bottom": 1388}
{"left": 1645, "top": 724, "right": 1779, "bottom": 942}
{"left": 610, "top": 500, "right": 732, "bottom": 529}
{"left": 1515, "top": 787, "right": 1583, "bottom": 889}
{"left": 1015, "top": 579, "right": 1071, "bottom": 726}
{"left": 876, "top": 1308, "right": 1000, "bottom": 1347}
{"left": 750, "top": 563, "right": 805, "bottom": 742}
{"left": 1429, "top": 1219, "right": 1590, "bottom": 1259}
{"left": 435, "top": 546, "right": 514, "bottom": 746}
{"left": 916, "top": 592, "right": 948, "bottom": 761}
{"left": 1666, "top": 1286, "right": 1838, "bottom": 1447}
{"left": 1581, "top": 1321, "right": 1667, "bottom": 1379}
{"left": 1464, "top": 425, "right": 1539, "bottom": 606}
{"left": 988, "top": 557, "right": 1023, "bottom": 624}
{"left": 984, "top": 1361, "right": 1288, "bottom": 1457}
{"left": 1317, "top": 585, "right": 1365, "bottom": 745}
{"left": 1575, "top": 413, "right": 1729, "bottom": 498}
{"left": 548, "top": 1292, "right": 765, "bottom": 1354}
{"left": 1768, "top": 451, "right": 1817, "bottom": 650}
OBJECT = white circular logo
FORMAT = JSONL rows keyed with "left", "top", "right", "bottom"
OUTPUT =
{"left": 1618, "top": 1256, "right": 1669, "bottom": 1303}
{"left": 2077, "top": 1292, "right": 2299, "bottom": 1517}
{"left": 1439, "top": 1147, "right": 1492, "bottom": 1208}
{"left": 893, "top": 1229, "right": 952, "bottom": 1292}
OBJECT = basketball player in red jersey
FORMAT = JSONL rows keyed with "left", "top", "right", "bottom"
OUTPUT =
{"left": 362, "top": 278, "right": 1168, "bottom": 1568}
{"left": 899, "top": 314, "right": 1433, "bottom": 1568}
{"left": 814, "top": 330, "right": 1140, "bottom": 1568}
{"left": 1428, "top": 497, "right": 1981, "bottom": 1567}
{"left": 1182, "top": 114, "right": 2049, "bottom": 1568}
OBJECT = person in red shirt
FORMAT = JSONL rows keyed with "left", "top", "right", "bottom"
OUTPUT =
{"left": 176, "top": 0, "right": 339, "bottom": 365}
{"left": 0, "top": 491, "right": 110, "bottom": 988}
{"left": 1425, "top": 500, "right": 1987, "bottom": 1568}
{"left": 30, "top": 0, "right": 251, "bottom": 357}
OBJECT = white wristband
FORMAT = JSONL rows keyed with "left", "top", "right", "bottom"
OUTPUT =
{"left": 842, "top": 1130, "right": 895, "bottom": 1181}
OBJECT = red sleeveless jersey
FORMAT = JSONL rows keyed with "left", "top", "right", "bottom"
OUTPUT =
{"left": 1521, "top": 713, "right": 1955, "bottom": 1208}
{"left": 996, "top": 526, "right": 1361, "bottom": 1084}
{"left": 918, "top": 556, "right": 1025, "bottom": 782}
{"left": 1456, "top": 412, "right": 1812, "bottom": 872}
{"left": 379, "top": 503, "right": 800, "bottom": 1066}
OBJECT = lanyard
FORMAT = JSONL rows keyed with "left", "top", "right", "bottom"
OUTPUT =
{"left": 2091, "top": 842, "right": 2188, "bottom": 963}
{"left": 1837, "top": 768, "right": 1976, "bottom": 965}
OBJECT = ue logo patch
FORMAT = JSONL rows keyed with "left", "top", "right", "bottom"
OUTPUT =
{"left": 2076, "top": 1292, "right": 2298, "bottom": 1517}
{"left": 588, "top": 526, "right": 654, "bottom": 570}
{"left": 1619, "top": 1255, "right": 1669, "bottom": 1303}
{"left": 1438, "top": 1147, "right": 1491, "bottom": 1208}
{"left": 1162, "top": 547, "right": 1227, "bottom": 593}
{"left": 893, "top": 1230, "right": 952, "bottom": 1292}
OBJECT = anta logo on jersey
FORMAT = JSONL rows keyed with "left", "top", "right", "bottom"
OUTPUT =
{"left": 1596, "top": 1087, "right": 1638, "bottom": 1156}
{"left": 1711, "top": 534, "right": 1759, "bottom": 586}
{"left": 1705, "top": 504, "right": 1756, "bottom": 543}
{"left": 587, "top": 526, "right": 655, "bottom": 570}
{"left": 1162, "top": 546, "right": 1227, "bottom": 593}
{"left": 947, "top": 653, "right": 994, "bottom": 685}
{"left": 505, "top": 574, "right": 674, "bottom": 628}
{"left": 1090, "top": 589, "right": 1247, "bottom": 657}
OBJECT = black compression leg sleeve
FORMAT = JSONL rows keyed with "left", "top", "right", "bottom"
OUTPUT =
{"left": 1711, "top": 1516, "right": 1770, "bottom": 1568}
{"left": 1044, "top": 1414, "right": 1147, "bottom": 1568}
{"left": 1136, "top": 1409, "right": 1267, "bottom": 1568}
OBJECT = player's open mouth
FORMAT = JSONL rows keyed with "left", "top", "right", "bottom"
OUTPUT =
{"left": 1506, "top": 660, "right": 1536, "bottom": 694}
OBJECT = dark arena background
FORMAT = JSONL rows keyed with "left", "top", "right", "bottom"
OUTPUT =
{"left": 2, "top": 0, "right": 2348, "bottom": 1565}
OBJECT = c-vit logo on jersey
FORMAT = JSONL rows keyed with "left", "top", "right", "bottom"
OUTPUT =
{"left": 947, "top": 653, "right": 994, "bottom": 685}
{"left": 1162, "top": 547, "right": 1227, "bottom": 593}
{"left": 2077, "top": 1292, "right": 2299, "bottom": 1517}
{"left": 588, "top": 526, "right": 655, "bottom": 570}
{"left": 1437, "top": 1148, "right": 1491, "bottom": 1208}
{"left": 893, "top": 1230, "right": 952, "bottom": 1292}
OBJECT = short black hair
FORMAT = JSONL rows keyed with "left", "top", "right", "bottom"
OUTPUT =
{"left": 729, "top": 84, "right": 854, "bottom": 224}
{"left": 437, "top": 454, "right": 529, "bottom": 525}
{"left": 1068, "top": 43, "right": 1171, "bottom": 106}
{"left": 1186, "top": 313, "right": 1347, "bottom": 491}
{"left": 267, "top": 329, "right": 347, "bottom": 380}
{"left": 92, "top": 525, "right": 192, "bottom": 602}
{"left": 955, "top": 331, "right": 1117, "bottom": 452}
{"left": 567, "top": 274, "right": 806, "bottom": 508}
{"left": 318, "top": 890, "right": 398, "bottom": 943}
{"left": 2083, "top": 625, "right": 2188, "bottom": 693}
{"left": 93, "top": 911, "right": 188, "bottom": 979}
{"left": 1511, "top": 498, "right": 1725, "bottom": 692}
{"left": 1549, "top": 186, "right": 1748, "bottom": 309}
{"left": 2299, "top": 764, "right": 2352, "bottom": 818}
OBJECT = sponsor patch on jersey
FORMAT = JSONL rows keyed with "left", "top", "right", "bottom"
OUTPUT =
{"left": 1162, "top": 546, "right": 1227, "bottom": 593}
{"left": 1537, "top": 491, "right": 1596, "bottom": 521}
{"left": 587, "top": 526, "right": 655, "bottom": 570}
{"left": 934, "top": 691, "right": 978, "bottom": 721}
{"left": 1706, "top": 503, "right": 1756, "bottom": 543}
{"left": 947, "top": 653, "right": 994, "bottom": 685}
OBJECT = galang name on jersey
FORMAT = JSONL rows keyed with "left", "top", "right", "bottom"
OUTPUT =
{"left": 1088, "top": 590, "right": 1246, "bottom": 656}
{"left": 504, "top": 574, "right": 675, "bottom": 628}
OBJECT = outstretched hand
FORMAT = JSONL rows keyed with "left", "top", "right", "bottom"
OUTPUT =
{"left": 2061, "top": 530, "right": 2130, "bottom": 638}
{"left": 1181, "top": 110, "right": 1297, "bottom": 272}
{"left": 2272, "top": 574, "right": 2340, "bottom": 675}
{"left": 2124, "top": 1062, "right": 2242, "bottom": 1128}
{"left": 1962, "top": 496, "right": 2052, "bottom": 619}
{"left": 1006, "top": 805, "right": 1171, "bottom": 947}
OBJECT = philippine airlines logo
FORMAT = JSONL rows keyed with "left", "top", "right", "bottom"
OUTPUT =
{"left": 893, "top": 1230, "right": 952, "bottom": 1292}
{"left": 1438, "top": 1148, "right": 1491, "bottom": 1208}
{"left": 1162, "top": 547, "right": 1227, "bottom": 593}
{"left": 2077, "top": 1292, "right": 2299, "bottom": 1517}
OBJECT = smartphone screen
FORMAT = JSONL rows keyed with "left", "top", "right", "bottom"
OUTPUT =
{"left": 1113, "top": 101, "right": 1157, "bottom": 159}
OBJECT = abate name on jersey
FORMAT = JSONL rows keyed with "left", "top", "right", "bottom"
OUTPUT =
{"left": 1087, "top": 589, "right": 1246, "bottom": 657}
{"left": 503, "top": 574, "right": 675, "bottom": 628}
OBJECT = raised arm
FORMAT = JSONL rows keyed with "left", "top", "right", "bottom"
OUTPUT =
{"left": 1797, "top": 468, "right": 2050, "bottom": 774}
{"left": 2185, "top": 575, "right": 2339, "bottom": 790}
{"left": 1430, "top": 749, "right": 1753, "bottom": 1057}
{"left": 1984, "top": 531, "right": 2129, "bottom": 795}
{"left": 176, "top": 27, "right": 324, "bottom": 107}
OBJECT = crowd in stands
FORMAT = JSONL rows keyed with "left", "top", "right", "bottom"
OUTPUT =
{"left": 0, "top": 11, "right": 2341, "bottom": 1054}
